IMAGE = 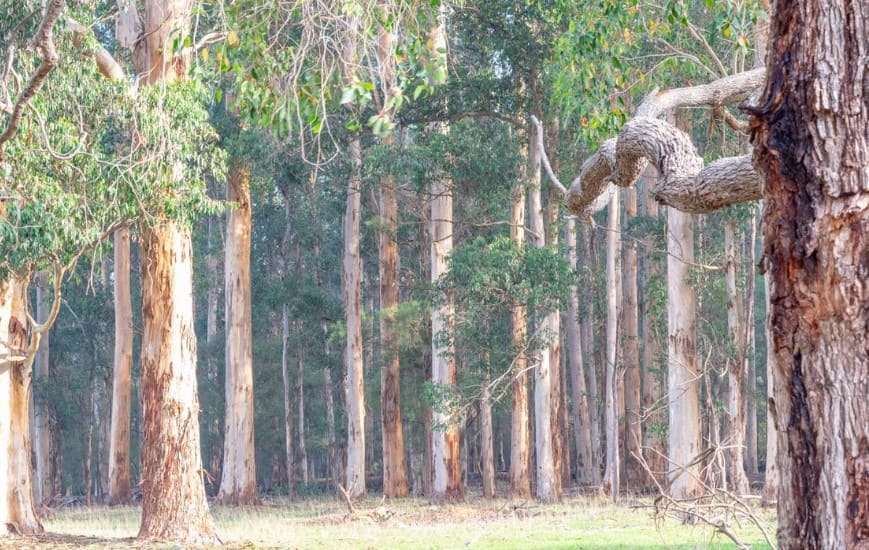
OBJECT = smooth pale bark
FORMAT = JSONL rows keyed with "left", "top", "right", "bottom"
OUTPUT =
{"left": 138, "top": 224, "right": 216, "bottom": 544}
{"left": 430, "top": 144, "right": 463, "bottom": 504}
{"left": 743, "top": 212, "right": 759, "bottom": 477}
{"left": 480, "top": 380, "right": 495, "bottom": 499}
{"left": 752, "top": 3, "right": 869, "bottom": 544}
{"left": 219, "top": 161, "right": 258, "bottom": 505}
{"left": 509, "top": 159, "right": 532, "bottom": 499}
{"left": 108, "top": 229, "right": 133, "bottom": 506}
{"left": 281, "top": 306, "right": 295, "bottom": 500}
{"left": 33, "top": 275, "right": 53, "bottom": 506}
{"left": 376, "top": 24, "right": 408, "bottom": 500}
{"left": 724, "top": 220, "right": 750, "bottom": 495}
{"left": 639, "top": 173, "right": 666, "bottom": 484}
{"left": 760, "top": 275, "right": 777, "bottom": 507}
{"left": 296, "top": 330, "right": 308, "bottom": 484}
{"left": 528, "top": 131, "right": 558, "bottom": 504}
{"left": 343, "top": 138, "right": 366, "bottom": 498}
{"left": 205, "top": 217, "right": 221, "bottom": 490}
{"left": 0, "top": 278, "right": 42, "bottom": 535}
{"left": 666, "top": 206, "right": 701, "bottom": 501}
{"left": 602, "top": 193, "right": 621, "bottom": 501}
{"left": 579, "top": 223, "right": 601, "bottom": 483}
{"left": 622, "top": 187, "right": 644, "bottom": 489}
{"left": 566, "top": 218, "right": 595, "bottom": 484}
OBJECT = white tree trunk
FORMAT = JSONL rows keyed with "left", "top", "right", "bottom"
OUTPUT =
{"left": 33, "top": 274, "right": 53, "bottom": 507}
{"left": 602, "top": 192, "right": 621, "bottom": 501}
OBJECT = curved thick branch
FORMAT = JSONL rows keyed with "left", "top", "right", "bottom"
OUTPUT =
{"left": 67, "top": 18, "right": 126, "bottom": 82}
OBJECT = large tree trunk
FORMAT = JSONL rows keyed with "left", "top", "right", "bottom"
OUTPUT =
{"left": 602, "top": 192, "right": 621, "bottom": 500}
{"left": 546, "top": 185, "right": 566, "bottom": 494}
{"left": 621, "top": 186, "right": 644, "bottom": 490}
{"left": 33, "top": 274, "right": 53, "bottom": 507}
{"left": 0, "top": 278, "right": 42, "bottom": 535}
{"left": 529, "top": 129, "right": 558, "bottom": 504}
{"left": 509, "top": 154, "right": 532, "bottom": 499}
{"left": 430, "top": 139, "right": 463, "bottom": 504}
{"left": 666, "top": 206, "right": 701, "bottom": 501}
{"left": 139, "top": 224, "right": 216, "bottom": 543}
{"left": 724, "top": 219, "right": 750, "bottom": 495}
{"left": 580, "top": 223, "right": 601, "bottom": 483}
{"left": 566, "top": 217, "right": 595, "bottom": 484}
{"left": 219, "top": 160, "right": 258, "bottom": 505}
{"left": 205, "top": 217, "right": 222, "bottom": 491}
{"left": 343, "top": 138, "right": 366, "bottom": 498}
{"left": 752, "top": 2, "right": 869, "bottom": 546}
{"left": 108, "top": 229, "right": 133, "bottom": 506}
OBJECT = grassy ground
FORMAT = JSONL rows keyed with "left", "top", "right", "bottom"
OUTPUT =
{"left": 5, "top": 494, "right": 776, "bottom": 549}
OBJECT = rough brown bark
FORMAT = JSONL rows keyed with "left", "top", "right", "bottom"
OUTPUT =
{"left": 750, "top": 1, "right": 869, "bottom": 546}
{"left": 218, "top": 161, "right": 258, "bottom": 505}
{"left": 108, "top": 229, "right": 133, "bottom": 505}
{"left": 546, "top": 185, "right": 565, "bottom": 496}
{"left": 0, "top": 278, "right": 42, "bottom": 535}
{"left": 138, "top": 223, "right": 216, "bottom": 544}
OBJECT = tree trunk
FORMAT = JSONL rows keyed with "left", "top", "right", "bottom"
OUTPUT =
{"left": 639, "top": 172, "right": 667, "bottom": 485}
{"left": 324, "top": 366, "right": 339, "bottom": 490}
{"left": 33, "top": 274, "right": 53, "bottom": 507}
{"left": 343, "top": 137, "right": 366, "bottom": 498}
{"left": 580, "top": 223, "right": 602, "bottom": 483}
{"left": 219, "top": 160, "right": 258, "bottom": 505}
{"left": 546, "top": 186, "right": 566, "bottom": 494}
{"left": 138, "top": 223, "right": 216, "bottom": 544}
{"left": 743, "top": 212, "right": 760, "bottom": 477}
{"left": 295, "top": 325, "right": 308, "bottom": 485}
{"left": 752, "top": 4, "right": 869, "bottom": 544}
{"left": 528, "top": 129, "right": 558, "bottom": 504}
{"left": 666, "top": 205, "right": 701, "bottom": 501}
{"left": 724, "top": 219, "right": 750, "bottom": 495}
{"left": 603, "top": 192, "right": 621, "bottom": 501}
{"left": 509, "top": 158, "right": 531, "bottom": 499}
{"left": 760, "top": 275, "right": 777, "bottom": 507}
{"left": 430, "top": 135, "right": 463, "bottom": 504}
{"left": 108, "top": 228, "right": 133, "bottom": 506}
{"left": 205, "top": 217, "right": 221, "bottom": 492}
{"left": 480, "top": 380, "right": 495, "bottom": 499}
{"left": 566, "top": 218, "right": 595, "bottom": 484}
{"left": 281, "top": 305, "right": 295, "bottom": 500}
{"left": 0, "top": 278, "right": 42, "bottom": 535}
{"left": 621, "top": 186, "right": 645, "bottom": 490}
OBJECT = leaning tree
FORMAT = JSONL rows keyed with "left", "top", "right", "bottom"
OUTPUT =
{"left": 550, "top": 0, "right": 868, "bottom": 546}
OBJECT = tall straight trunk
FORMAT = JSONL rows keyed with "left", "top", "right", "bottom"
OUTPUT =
{"left": 546, "top": 186, "right": 565, "bottom": 494}
{"left": 580, "top": 223, "right": 601, "bottom": 482}
{"left": 295, "top": 326, "right": 308, "bottom": 484}
{"left": 324, "top": 366, "right": 339, "bottom": 489}
{"left": 139, "top": 223, "right": 216, "bottom": 543}
{"left": 509, "top": 161, "right": 531, "bottom": 499}
{"left": 743, "top": 212, "right": 759, "bottom": 477}
{"left": 753, "top": 3, "right": 869, "bottom": 545}
{"left": 0, "top": 278, "right": 42, "bottom": 534}
{"left": 621, "top": 186, "right": 644, "bottom": 489}
{"left": 108, "top": 228, "right": 133, "bottom": 506}
{"left": 205, "top": 217, "right": 221, "bottom": 490}
{"left": 86, "top": 382, "right": 94, "bottom": 506}
{"left": 281, "top": 306, "right": 295, "bottom": 500}
{"left": 132, "top": 0, "right": 215, "bottom": 542}
{"left": 376, "top": 22, "right": 408, "bottom": 501}
{"left": 219, "top": 160, "right": 257, "bottom": 505}
{"left": 430, "top": 137, "right": 463, "bottom": 504}
{"left": 666, "top": 206, "right": 701, "bottom": 500}
{"left": 724, "top": 220, "right": 750, "bottom": 495}
{"left": 760, "top": 274, "right": 777, "bottom": 506}
{"left": 566, "top": 218, "right": 595, "bottom": 484}
{"left": 33, "top": 274, "right": 53, "bottom": 506}
{"left": 603, "top": 192, "right": 621, "bottom": 500}
{"left": 639, "top": 172, "right": 666, "bottom": 484}
{"left": 528, "top": 129, "right": 557, "bottom": 503}
{"left": 343, "top": 138, "right": 366, "bottom": 498}
{"left": 480, "top": 379, "right": 495, "bottom": 499}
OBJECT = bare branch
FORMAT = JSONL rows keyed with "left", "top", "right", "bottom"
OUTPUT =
{"left": 0, "top": 0, "right": 66, "bottom": 159}
{"left": 529, "top": 115, "right": 567, "bottom": 195}
{"left": 635, "top": 68, "right": 765, "bottom": 119}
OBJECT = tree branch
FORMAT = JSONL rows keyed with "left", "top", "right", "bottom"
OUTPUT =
{"left": 67, "top": 18, "right": 126, "bottom": 82}
{"left": 0, "top": 0, "right": 66, "bottom": 159}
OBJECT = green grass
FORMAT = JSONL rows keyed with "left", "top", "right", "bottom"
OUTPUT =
{"left": 9, "top": 494, "right": 776, "bottom": 549}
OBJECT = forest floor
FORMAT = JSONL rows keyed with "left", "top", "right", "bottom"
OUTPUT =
{"left": 5, "top": 493, "right": 776, "bottom": 549}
